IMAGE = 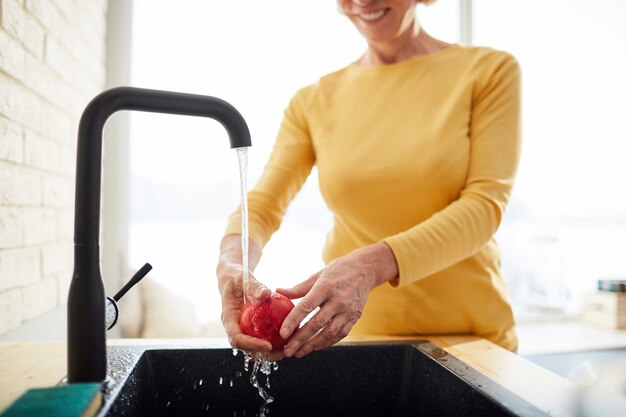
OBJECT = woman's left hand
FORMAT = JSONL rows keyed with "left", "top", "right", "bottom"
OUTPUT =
{"left": 275, "top": 241, "right": 399, "bottom": 359}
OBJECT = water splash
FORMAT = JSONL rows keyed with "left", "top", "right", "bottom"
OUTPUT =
{"left": 234, "top": 349, "right": 277, "bottom": 417}
{"left": 104, "top": 349, "right": 140, "bottom": 394}
{"left": 105, "top": 299, "right": 117, "bottom": 328}
{"left": 236, "top": 147, "right": 250, "bottom": 304}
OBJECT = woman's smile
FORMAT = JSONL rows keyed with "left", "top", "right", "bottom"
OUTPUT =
{"left": 356, "top": 8, "right": 390, "bottom": 23}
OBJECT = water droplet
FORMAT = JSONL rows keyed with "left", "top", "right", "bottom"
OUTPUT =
{"left": 166, "top": 401, "right": 171, "bottom": 407}
{"left": 243, "top": 351, "right": 252, "bottom": 372}
{"left": 199, "top": 379, "right": 203, "bottom": 385}
{"left": 229, "top": 379, "right": 234, "bottom": 387}
{"left": 233, "top": 348, "right": 239, "bottom": 356}
{"left": 219, "top": 377, "right": 223, "bottom": 385}
{"left": 247, "top": 354, "right": 275, "bottom": 416}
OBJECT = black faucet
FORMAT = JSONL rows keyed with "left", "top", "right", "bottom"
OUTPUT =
{"left": 67, "top": 87, "right": 251, "bottom": 383}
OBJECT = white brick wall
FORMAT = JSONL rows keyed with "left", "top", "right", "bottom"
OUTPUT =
{"left": 0, "top": 288, "right": 21, "bottom": 333}
{"left": 0, "top": 0, "right": 108, "bottom": 335}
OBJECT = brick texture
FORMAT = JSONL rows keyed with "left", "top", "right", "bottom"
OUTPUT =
{"left": 0, "top": 0, "right": 107, "bottom": 332}
{"left": 0, "top": 288, "right": 21, "bottom": 333}
{"left": 21, "top": 277, "right": 57, "bottom": 321}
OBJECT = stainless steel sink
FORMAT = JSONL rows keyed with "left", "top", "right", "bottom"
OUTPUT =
{"left": 98, "top": 341, "right": 548, "bottom": 417}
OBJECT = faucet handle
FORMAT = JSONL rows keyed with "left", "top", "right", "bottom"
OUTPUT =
{"left": 105, "top": 263, "right": 152, "bottom": 330}
{"left": 113, "top": 263, "right": 152, "bottom": 302}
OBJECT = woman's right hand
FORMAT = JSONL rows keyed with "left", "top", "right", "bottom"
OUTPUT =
{"left": 216, "top": 236, "right": 273, "bottom": 353}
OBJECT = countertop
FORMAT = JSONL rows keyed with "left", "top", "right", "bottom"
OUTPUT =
{"left": 517, "top": 318, "right": 626, "bottom": 355}
{"left": 0, "top": 335, "right": 577, "bottom": 416}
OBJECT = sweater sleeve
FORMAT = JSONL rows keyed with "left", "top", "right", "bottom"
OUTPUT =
{"left": 223, "top": 87, "right": 316, "bottom": 250}
{"left": 383, "top": 53, "right": 522, "bottom": 287}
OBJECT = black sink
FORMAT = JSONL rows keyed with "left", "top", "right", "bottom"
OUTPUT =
{"left": 99, "top": 341, "right": 548, "bottom": 417}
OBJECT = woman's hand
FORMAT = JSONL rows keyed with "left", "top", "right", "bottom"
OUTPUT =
{"left": 276, "top": 241, "right": 399, "bottom": 359}
{"left": 217, "top": 235, "right": 273, "bottom": 353}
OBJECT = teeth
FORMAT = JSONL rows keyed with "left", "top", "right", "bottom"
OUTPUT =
{"left": 361, "top": 10, "right": 386, "bottom": 21}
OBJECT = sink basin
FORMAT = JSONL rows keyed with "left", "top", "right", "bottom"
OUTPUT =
{"left": 98, "top": 341, "right": 547, "bottom": 417}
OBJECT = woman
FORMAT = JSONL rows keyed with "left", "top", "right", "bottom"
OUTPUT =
{"left": 217, "top": 0, "right": 521, "bottom": 359}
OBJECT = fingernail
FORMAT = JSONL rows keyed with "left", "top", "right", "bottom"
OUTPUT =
{"left": 295, "top": 349, "right": 307, "bottom": 358}
{"left": 284, "top": 344, "right": 296, "bottom": 357}
{"left": 280, "top": 326, "right": 291, "bottom": 339}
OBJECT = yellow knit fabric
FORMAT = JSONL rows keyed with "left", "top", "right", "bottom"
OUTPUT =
{"left": 225, "top": 45, "right": 521, "bottom": 351}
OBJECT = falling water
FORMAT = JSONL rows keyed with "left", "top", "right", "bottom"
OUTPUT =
{"left": 234, "top": 350, "right": 277, "bottom": 417}
{"left": 236, "top": 147, "right": 250, "bottom": 304}
{"left": 235, "top": 147, "right": 277, "bottom": 417}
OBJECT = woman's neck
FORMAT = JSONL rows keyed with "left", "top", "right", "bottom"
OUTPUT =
{"left": 360, "top": 24, "right": 452, "bottom": 66}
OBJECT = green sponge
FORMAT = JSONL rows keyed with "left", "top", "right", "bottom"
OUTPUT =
{"left": 0, "top": 383, "right": 102, "bottom": 417}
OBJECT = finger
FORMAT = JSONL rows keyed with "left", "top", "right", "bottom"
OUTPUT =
{"left": 229, "top": 332, "right": 273, "bottom": 352}
{"left": 282, "top": 305, "right": 336, "bottom": 357}
{"left": 293, "top": 313, "right": 348, "bottom": 358}
{"left": 218, "top": 263, "right": 270, "bottom": 301}
{"left": 276, "top": 272, "right": 319, "bottom": 299}
{"left": 279, "top": 282, "right": 330, "bottom": 341}
{"left": 267, "top": 350, "right": 287, "bottom": 362}
{"left": 295, "top": 313, "right": 356, "bottom": 358}
{"left": 246, "top": 273, "right": 271, "bottom": 301}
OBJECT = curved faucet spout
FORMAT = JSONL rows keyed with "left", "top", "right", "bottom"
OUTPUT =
{"left": 68, "top": 86, "right": 252, "bottom": 383}
{"left": 75, "top": 86, "right": 251, "bottom": 246}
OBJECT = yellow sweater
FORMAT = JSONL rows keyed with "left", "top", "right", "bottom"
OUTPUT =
{"left": 225, "top": 45, "right": 521, "bottom": 351}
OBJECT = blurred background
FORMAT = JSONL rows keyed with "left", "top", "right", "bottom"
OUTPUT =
{"left": 128, "top": 0, "right": 626, "bottom": 324}
{"left": 1, "top": 0, "right": 625, "bottom": 374}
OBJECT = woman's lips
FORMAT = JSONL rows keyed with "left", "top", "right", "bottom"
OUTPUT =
{"left": 356, "top": 8, "right": 390, "bottom": 23}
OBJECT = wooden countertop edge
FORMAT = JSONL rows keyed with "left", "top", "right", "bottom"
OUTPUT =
{"left": 0, "top": 336, "right": 577, "bottom": 415}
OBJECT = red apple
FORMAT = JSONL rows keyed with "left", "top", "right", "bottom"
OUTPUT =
{"left": 239, "top": 292, "right": 295, "bottom": 350}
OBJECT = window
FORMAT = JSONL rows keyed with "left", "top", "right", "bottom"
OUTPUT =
{"left": 475, "top": 0, "right": 626, "bottom": 318}
{"left": 129, "top": 1, "right": 625, "bottom": 326}
{"left": 129, "top": 1, "right": 460, "bottom": 324}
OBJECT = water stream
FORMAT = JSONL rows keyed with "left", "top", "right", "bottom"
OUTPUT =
{"left": 236, "top": 147, "right": 250, "bottom": 304}
{"left": 235, "top": 147, "right": 276, "bottom": 417}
